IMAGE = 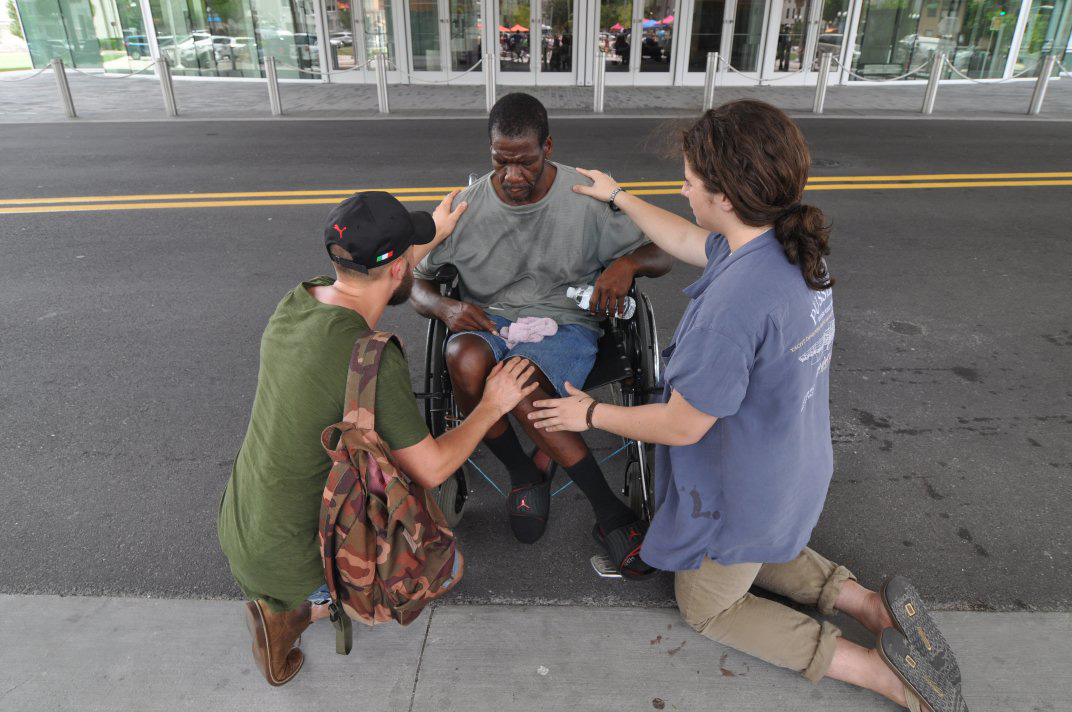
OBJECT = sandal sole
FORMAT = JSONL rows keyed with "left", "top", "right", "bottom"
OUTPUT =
{"left": 878, "top": 628, "right": 968, "bottom": 712}
{"left": 882, "top": 576, "right": 962, "bottom": 686}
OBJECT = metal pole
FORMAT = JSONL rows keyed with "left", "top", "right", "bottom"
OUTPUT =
{"left": 50, "top": 58, "right": 76, "bottom": 119}
{"left": 921, "top": 51, "right": 945, "bottom": 115}
{"left": 593, "top": 49, "right": 605, "bottom": 113}
{"left": 1027, "top": 54, "right": 1058, "bottom": 116}
{"left": 265, "top": 57, "right": 282, "bottom": 116}
{"left": 484, "top": 51, "right": 496, "bottom": 113}
{"left": 156, "top": 56, "right": 178, "bottom": 117}
{"left": 703, "top": 52, "right": 718, "bottom": 111}
{"left": 812, "top": 50, "right": 832, "bottom": 114}
{"left": 374, "top": 54, "right": 390, "bottom": 114}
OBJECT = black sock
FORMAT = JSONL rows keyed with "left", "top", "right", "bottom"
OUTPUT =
{"left": 564, "top": 452, "right": 634, "bottom": 530}
{"left": 484, "top": 426, "right": 543, "bottom": 488}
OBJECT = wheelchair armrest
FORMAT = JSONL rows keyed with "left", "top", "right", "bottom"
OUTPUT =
{"left": 432, "top": 264, "right": 458, "bottom": 285}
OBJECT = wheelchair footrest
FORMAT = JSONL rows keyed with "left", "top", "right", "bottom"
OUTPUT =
{"left": 590, "top": 554, "right": 623, "bottom": 579}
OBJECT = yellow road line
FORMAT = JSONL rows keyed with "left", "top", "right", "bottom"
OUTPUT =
{"left": 806, "top": 171, "right": 1072, "bottom": 182}
{"left": 3, "top": 172, "right": 1071, "bottom": 208}
{"left": 0, "top": 185, "right": 466, "bottom": 207}
{"left": 1, "top": 175, "right": 1070, "bottom": 215}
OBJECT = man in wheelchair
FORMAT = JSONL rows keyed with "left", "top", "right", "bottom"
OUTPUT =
{"left": 410, "top": 92, "right": 670, "bottom": 574}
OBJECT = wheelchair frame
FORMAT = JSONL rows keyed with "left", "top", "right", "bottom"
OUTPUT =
{"left": 415, "top": 266, "right": 662, "bottom": 528}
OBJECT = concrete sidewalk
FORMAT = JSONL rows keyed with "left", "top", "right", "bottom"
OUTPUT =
{"left": 0, "top": 594, "right": 1067, "bottom": 711}
{"left": 1, "top": 69, "right": 1071, "bottom": 122}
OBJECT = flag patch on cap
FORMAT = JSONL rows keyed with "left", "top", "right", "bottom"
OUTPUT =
{"left": 375, "top": 251, "right": 394, "bottom": 263}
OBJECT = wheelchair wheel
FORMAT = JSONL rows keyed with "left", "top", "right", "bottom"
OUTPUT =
{"left": 624, "top": 292, "right": 660, "bottom": 521}
{"left": 423, "top": 317, "right": 469, "bottom": 527}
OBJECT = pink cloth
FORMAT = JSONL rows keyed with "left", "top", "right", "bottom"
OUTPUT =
{"left": 499, "top": 317, "right": 558, "bottom": 349}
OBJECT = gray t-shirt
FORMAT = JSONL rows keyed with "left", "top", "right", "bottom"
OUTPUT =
{"left": 414, "top": 163, "right": 647, "bottom": 332}
{"left": 641, "top": 230, "right": 835, "bottom": 571}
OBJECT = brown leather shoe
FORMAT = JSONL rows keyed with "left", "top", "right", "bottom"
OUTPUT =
{"left": 244, "top": 600, "right": 312, "bottom": 686}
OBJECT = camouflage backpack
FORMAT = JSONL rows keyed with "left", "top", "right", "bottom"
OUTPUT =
{"left": 319, "top": 330, "right": 463, "bottom": 654}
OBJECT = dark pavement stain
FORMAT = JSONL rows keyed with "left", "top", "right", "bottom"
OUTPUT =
{"left": 975, "top": 544, "right": 990, "bottom": 558}
{"left": 652, "top": 698, "right": 666, "bottom": 710}
{"left": 1042, "top": 330, "right": 1072, "bottom": 346}
{"left": 951, "top": 366, "right": 981, "bottom": 382}
{"left": 895, "top": 428, "right": 931, "bottom": 435}
{"left": 888, "top": 321, "right": 924, "bottom": 335}
{"left": 879, "top": 439, "right": 893, "bottom": 452}
{"left": 903, "top": 540, "right": 914, "bottom": 546}
{"left": 958, "top": 528, "right": 973, "bottom": 542}
{"left": 668, "top": 640, "right": 687, "bottom": 656}
{"left": 923, "top": 480, "right": 946, "bottom": 500}
{"left": 855, "top": 409, "right": 891, "bottom": 429}
{"left": 651, "top": 635, "right": 662, "bottom": 646}
{"left": 719, "top": 653, "right": 735, "bottom": 677}
{"left": 939, "top": 512, "right": 950, "bottom": 519}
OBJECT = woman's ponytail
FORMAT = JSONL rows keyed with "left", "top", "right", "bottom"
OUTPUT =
{"left": 682, "top": 101, "right": 835, "bottom": 292}
{"left": 774, "top": 204, "right": 834, "bottom": 291}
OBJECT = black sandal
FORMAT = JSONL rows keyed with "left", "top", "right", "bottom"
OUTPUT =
{"left": 878, "top": 628, "right": 968, "bottom": 712}
{"left": 882, "top": 575, "right": 962, "bottom": 687}
{"left": 592, "top": 519, "right": 658, "bottom": 580}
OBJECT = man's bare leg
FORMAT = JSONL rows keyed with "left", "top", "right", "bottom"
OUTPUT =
{"left": 447, "top": 335, "right": 635, "bottom": 535}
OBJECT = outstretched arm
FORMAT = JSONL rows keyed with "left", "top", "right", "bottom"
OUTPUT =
{"left": 410, "top": 277, "right": 498, "bottom": 332}
{"left": 528, "top": 382, "right": 717, "bottom": 447}
{"left": 574, "top": 168, "right": 710, "bottom": 269}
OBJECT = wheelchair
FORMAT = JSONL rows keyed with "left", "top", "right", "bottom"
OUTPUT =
{"left": 417, "top": 264, "right": 662, "bottom": 531}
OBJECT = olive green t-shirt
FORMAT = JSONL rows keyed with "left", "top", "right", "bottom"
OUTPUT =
{"left": 217, "top": 277, "right": 429, "bottom": 611}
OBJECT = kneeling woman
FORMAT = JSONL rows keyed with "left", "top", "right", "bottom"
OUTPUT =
{"left": 529, "top": 101, "right": 965, "bottom": 711}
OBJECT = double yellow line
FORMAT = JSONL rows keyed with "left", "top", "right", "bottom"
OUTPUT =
{"left": 1, "top": 171, "right": 1069, "bottom": 215}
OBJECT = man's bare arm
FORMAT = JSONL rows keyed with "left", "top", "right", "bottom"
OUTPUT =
{"left": 589, "top": 242, "right": 672, "bottom": 317}
{"left": 410, "top": 277, "right": 497, "bottom": 332}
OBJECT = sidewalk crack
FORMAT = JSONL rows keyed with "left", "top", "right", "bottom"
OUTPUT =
{"left": 407, "top": 606, "right": 435, "bottom": 712}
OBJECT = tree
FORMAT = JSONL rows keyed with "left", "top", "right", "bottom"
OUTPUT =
{"left": 7, "top": 0, "right": 23, "bottom": 40}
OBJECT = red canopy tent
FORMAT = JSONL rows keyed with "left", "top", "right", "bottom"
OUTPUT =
{"left": 509, "top": 23, "right": 529, "bottom": 32}
{"left": 609, "top": 22, "right": 623, "bottom": 32}
{"left": 498, "top": 25, "right": 510, "bottom": 32}
{"left": 660, "top": 14, "right": 674, "bottom": 24}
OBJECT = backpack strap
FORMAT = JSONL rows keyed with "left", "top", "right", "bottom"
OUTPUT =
{"left": 342, "top": 330, "right": 403, "bottom": 432}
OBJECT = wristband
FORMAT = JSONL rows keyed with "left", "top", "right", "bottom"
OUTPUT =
{"left": 585, "top": 399, "right": 599, "bottom": 430}
{"left": 608, "top": 187, "right": 624, "bottom": 212}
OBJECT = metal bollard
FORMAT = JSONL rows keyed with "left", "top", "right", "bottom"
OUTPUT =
{"left": 265, "top": 57, "right": 282, "bottom": 116}
{"left": 1027, "top": 55, "right": 1058, "bottom": 115}
{"left": 921, "top": 51, "right": 945, "bottom": 115}
{"left": 593, "top": 49, "right": 606, "bottom": 113}
{"left": 156, "top": 57, "right": 178, "bottom": 117}
{"left": 50, "top": 58, "right": 76, "bottom": 119}
{"left": 812, "top": 51, "right": 832, "bottom": 114}
{"left": 374, "top": 54, "right": 390, "bottom": 114}
{"left": 484, "top": 51, "right": 496, "bottom": 113}
{"left": 702, "top": 52, "right": 719, "bottom": 111}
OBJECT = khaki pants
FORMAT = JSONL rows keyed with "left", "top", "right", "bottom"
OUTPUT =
{"left": 674, "top": 548, "right": 855, "bottom": 683}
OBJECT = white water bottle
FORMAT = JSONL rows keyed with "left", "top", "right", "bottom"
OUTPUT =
{"left": 566, "top": 285, "right": 636, "bottom": 320}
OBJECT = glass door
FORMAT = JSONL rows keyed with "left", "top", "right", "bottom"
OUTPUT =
{"left": 683, "top": 0, "right": 764, "bottom": 84}
{"left": 599, "top": 0, "right": 675, "bottom": 84}
{"left": 495, "top": 0, "right": 574, "bottom": 84}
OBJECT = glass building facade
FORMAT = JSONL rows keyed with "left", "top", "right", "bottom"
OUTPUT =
{"left": 7, "top": 0, "right": 1070, "bottom": 84}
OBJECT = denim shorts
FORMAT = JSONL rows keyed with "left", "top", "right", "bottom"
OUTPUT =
{"left": 448, "top": 313, "right": 598, "bottom": 397}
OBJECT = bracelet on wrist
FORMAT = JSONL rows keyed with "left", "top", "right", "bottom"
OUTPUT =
{"left": 608, "top": 187, "right": 624, "bottom": 212}
{"left": 585, "top": 399, "right": 599, "bottom": 430}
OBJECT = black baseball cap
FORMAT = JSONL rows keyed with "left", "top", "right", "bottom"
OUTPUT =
{"left": 323, "top": 191, "right": 436, "bottom": 273}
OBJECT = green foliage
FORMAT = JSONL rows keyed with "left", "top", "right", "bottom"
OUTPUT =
{"left": 7, "top": 0, "right": 23, "bottom": 40}
{"left": 600, "top": 1, "right": 630, "bottom": 31}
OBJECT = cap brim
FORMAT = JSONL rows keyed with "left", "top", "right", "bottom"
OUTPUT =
{"left": 409, "top": 211, "right": 436, "bottom": 245}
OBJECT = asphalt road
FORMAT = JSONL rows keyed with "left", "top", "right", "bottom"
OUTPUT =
{"left": 1, "top": 119, "right": 1069, "bottom": 610}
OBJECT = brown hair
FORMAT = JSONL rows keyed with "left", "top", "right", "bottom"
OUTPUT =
{"left": 681, "top": 100, "right": 833, "bottom": 291}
